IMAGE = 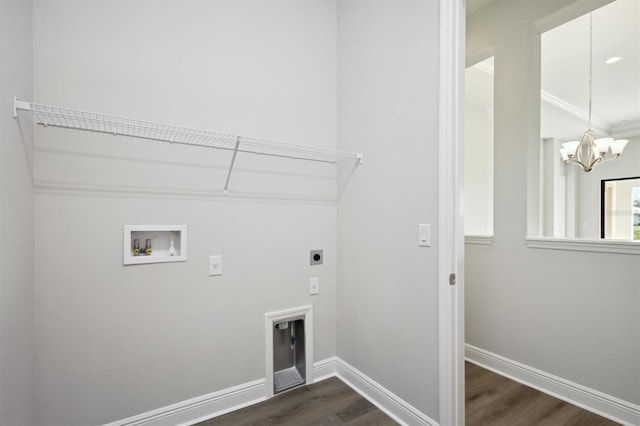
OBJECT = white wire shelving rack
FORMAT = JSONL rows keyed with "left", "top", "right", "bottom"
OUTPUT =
{"left": 13, "top": 97, "right": 363, "bottom": 193}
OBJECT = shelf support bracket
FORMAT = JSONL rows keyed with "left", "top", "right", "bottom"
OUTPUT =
{"left": 224, "top": 136, "right": 241, "bottom": 195}
{"left": 13, "top": 97, "right": 31, "bottom": 119}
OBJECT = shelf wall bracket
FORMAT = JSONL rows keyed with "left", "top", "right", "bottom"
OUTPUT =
{"left": 13, "top": 97, "right": 31, "bottom": 119}
{"left": 224, "top": 136, "right": 241, "bottom": 195}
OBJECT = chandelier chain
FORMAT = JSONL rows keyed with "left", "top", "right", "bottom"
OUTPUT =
{"left": 559, "top": 11, "right": 628, "bottom": 172}
{"left": 588, "top": 13, "right": 593, "bottom": 130}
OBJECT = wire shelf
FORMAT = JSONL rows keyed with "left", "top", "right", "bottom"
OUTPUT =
{"left": 14, "top": 98, "right": 362, "bottom": 192}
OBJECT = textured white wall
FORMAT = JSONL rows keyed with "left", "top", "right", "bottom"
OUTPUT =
{"left": 466, "top": 0, "right": 640, "bottom": 405}
{"left": 33, "top": 1, "right": 339, "bottom": 424}
{"left": 336, "top": 0, "right": 441, "bottom": 419}
{"left": 0, "top": 0, "right": 36, "bottom": 425}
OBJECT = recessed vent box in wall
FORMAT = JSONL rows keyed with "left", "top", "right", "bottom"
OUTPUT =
{"left": 265, "top": 306, "right": 313, "bottom": 398}
{"left": 123, "top": 225, "right": 187, "bottom": 265}
{"left": 273, "top": 319, "right": 306, "bottom": 394}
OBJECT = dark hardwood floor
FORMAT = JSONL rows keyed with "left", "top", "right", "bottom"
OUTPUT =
{"left": 194, "top": 364, "right": 621, "bottom": 425}
{"left": 195, "top": 377, "right": 398, "bottom": 426}
{"left": 465, "top": 361, "right": 620, "bottom": 426}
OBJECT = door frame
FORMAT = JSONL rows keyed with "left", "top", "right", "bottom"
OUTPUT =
{"left": 438, "top": 0, "right": 465, "bottom": 424}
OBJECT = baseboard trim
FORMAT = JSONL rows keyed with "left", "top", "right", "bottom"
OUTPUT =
{"left": 103, "top": 357, "right": 436, "bottom": 426}
{"left": 335, "top": 358, "right": 438, "bottom": 426}
{"left": 103, "top": 378, "right": 267, "bottom": 426}
{"left": 465, "top": 344, "right": 640, "bottom": 426}
{"left": 313, "top": 356, "right": 339, "bottom": 383}
{"left": 103, "top": 358, "right": 340, "bottom": 426}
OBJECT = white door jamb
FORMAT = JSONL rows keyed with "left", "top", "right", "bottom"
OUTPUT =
{"left": 438, "top": 0, "right": 465, "bottom": 424}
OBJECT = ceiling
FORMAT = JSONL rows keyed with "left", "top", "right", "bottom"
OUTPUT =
{"left": 466, "top": 0, "right": 530, "bottom": 16}
{"left": 466, "top": 0, "right": 498, "bottom": 16}
{"left": 466, "top": 0, "right": 640, "bottom": 142}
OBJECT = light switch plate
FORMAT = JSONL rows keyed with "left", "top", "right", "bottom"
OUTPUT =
{"left": 418, "top": 224, "right": 431, "bottom": 247}
{"left": 309, "top": 277, "right": 319, "bottom": 295}
{"left": 209, "top": 255, "right": 222, "bottom": 276}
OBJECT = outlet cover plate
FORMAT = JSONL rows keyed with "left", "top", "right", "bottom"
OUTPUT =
{"left": 209, "top": 255, "right": 222, "bottom": 276}
{"left": 309, "top": 277, "right": 319, "bottom": 295}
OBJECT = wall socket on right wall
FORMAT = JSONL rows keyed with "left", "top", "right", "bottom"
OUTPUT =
{"left": 309, "top": 277, "right": 319, "bottom": 295}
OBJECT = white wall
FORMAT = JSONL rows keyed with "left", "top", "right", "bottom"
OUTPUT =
{"left": 337, "top": 0, "right": 441, "bottom": 419}
{"left": 464, "top": 63, "right": 494, "bottom": 236}
{"left": 0, "top": 0, "right": 36, "bottom": 424}
{"left": 464, "top": 100, "right": 494, "bottom": 236}
{"left": 466, "top": 0, "right": 640, "bottom": 406}
{"left": 33, "top": 1, "right": 340, "bottom": 424}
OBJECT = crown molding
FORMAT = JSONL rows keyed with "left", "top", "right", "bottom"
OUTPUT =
{"left": 540, "top": 91, "right": 611, "bottom": 136}
{"left": 610, "top": 121, "right": 640, "bottom": 139}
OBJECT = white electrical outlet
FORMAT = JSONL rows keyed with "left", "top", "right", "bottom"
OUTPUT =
{"left": 309, "top": 277, "right": 319, "bottom": 295}
{"left": 209, "top": 255, "right": 222, "bottom": 276}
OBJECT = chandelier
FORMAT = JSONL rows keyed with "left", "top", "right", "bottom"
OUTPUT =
{"left": 559, "top": 13, "right": 628, "bottom": 172}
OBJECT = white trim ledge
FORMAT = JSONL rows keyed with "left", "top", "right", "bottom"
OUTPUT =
{"left": 465, "top": 235, "right": 494, "bottom": 245}
{"left": 438, "top": 0, "right": 465, "bottom": 425}
{"left": 465, "top": 344, "right": 640, "bottom": 426}
{"left": 102, "top": 357, "right": 437, "bottom": 426}
{"left": 336, "top": 359, "right": 437, "bottom": 426}
{"left": 102, "top": 378, "right": 267, "bottom": 426}
{"left": 313, "top": 356, "right": 338, "bottom": 383}
{"left": 526, "top": 237, "right": 640, "bottom": 255}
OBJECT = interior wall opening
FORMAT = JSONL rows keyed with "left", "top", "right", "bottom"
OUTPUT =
{"left": 538, "top": 0, "right": 640, "bottom": 240}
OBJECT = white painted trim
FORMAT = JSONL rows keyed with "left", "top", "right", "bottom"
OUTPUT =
{"left": 264, "top": 305, "right": 314, "bottom": 399}
{"left": 473, "top": 59, "right": 613, "bottom": 136}
{"left": 541, "top": 91, "right": 610, "bottom": 136}
{"left": 526, "top": 236, "right": 640, "bottom": 255}
{"left": 439, "top": 0, "right": 465, "bottom": 424}
{"left": 312, "top": 356, "right": 338, "bottom": 383}
{"left": 335, "top": 358, "right": 437, "bottom": 426}
{"left": 101, "top": 357, "right": 437, "bottom": 426}
{"left": 102, "top": 379, "right": 266, "bottom": 426}
{"left": 464, "top": 235, "right": 494, "bottom": 245}
{"left": 465, "top": 344, "right": 640, "bottom": 426}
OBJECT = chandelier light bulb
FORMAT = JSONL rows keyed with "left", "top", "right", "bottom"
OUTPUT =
{"left": 610, "top": 139, "right": 629, "bottom": 157}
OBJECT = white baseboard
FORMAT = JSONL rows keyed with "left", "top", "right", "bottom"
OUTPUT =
{"left": 104, "top": 357, "right": 436, "bottom": 426}
{"left": 102, "top": 378, "right": 267, "bottom": 426}
{"left": 103, "top": 358, "right": 341, "bottom": 426}
{"left": 335, "top": 358, "right": 438, "bottom": 426}
{"left": 465, "top": 344, "right": 640, "bottom": 426}
{"left": 313, "top": 356, "right": 339, "bottom": 382}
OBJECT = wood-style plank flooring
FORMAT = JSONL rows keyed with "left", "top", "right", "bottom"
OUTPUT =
{"left": 466, "top": 361, "right": 620, "bottom": 426}
{"left": 195, "top": 377, "right": 398, "bottom": 425}
{"left": 195, "top": 364, "right": 621, "bottom": 425}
